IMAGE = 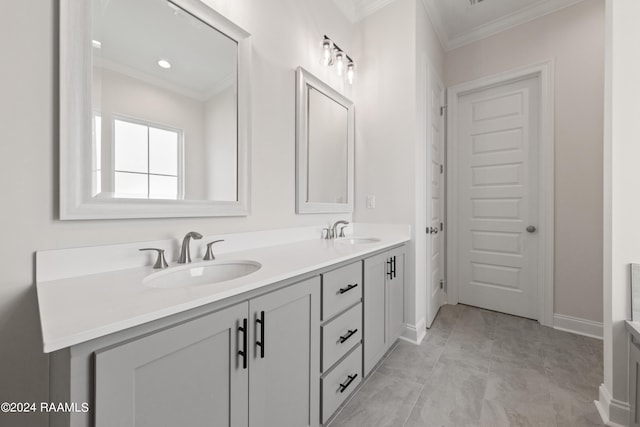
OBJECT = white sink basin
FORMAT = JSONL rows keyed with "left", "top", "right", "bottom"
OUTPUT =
{"left": 144, "top": 260, "right": 261, "bottom": 289}
{"left": 335, "top": 237, "right": 381, "bottom": 245}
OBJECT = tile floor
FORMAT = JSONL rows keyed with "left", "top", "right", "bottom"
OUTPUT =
{"left": 330, "top": 304, "right": 604, "bottom": 427}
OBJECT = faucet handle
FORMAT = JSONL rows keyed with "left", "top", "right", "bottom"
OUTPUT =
{"left": 321, "top": 228, "right": 335, "bottom": 240}
{"left": 203, "top": 240, "right": 225, "bottom": 261}
{"left": 139, "top": 248, "right": 169, "bottom": 269}
{"left": 338, "top": 225, "right": 348, "bottom": 238}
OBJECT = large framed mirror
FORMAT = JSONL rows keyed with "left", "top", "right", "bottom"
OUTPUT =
{"left": 60, "top": 0, "right": 251, "bottom": 219}
{"left": 295, "top": 67, "right": 354, "bottom": 214}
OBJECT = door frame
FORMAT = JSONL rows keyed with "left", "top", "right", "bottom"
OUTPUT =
{"left": 446, "top": 60, "right": 555, "bottom": 326}
{"left": 424, "top": 64, "right": 446, "bottom": 328}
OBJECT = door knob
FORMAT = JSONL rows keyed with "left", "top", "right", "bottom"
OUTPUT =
{"left": 526, "top": 226, "right": 537, "bottom": 233}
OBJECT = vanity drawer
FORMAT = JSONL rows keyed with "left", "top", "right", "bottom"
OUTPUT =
{"left": 322, "top": 303, "right": 362, "bottom": 371}
{"left": 321, "top": 345, "right": 362, "bottom": 424}
{"left": 322, "top": 262, "right": 362, "bottom": 320}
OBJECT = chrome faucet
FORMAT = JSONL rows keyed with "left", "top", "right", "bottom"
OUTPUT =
{"left": 177, "top": 231, "right": 203, "bottom": 264}
{"left": 332, "top": 220, "right": 350, "bottom": 238}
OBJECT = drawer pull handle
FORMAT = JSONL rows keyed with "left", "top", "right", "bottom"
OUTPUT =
{"left": 255, "top": 310, "right": 265, "bottom": 359}
{"left": 339, "top": 329, "right": 358, "bottom": 344}
{"left": 339, "top": 373, "right": 358, "bottom": 393}
{"left": 238, "top": 318, "right": 248, "bottom": 369}
{"left": 338, "top": 283, "right": 358, "bottom": 294}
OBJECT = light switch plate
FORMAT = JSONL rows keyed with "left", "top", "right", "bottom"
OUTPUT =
{"left": 366, "top": 195, "right": 376, "bottom": 209}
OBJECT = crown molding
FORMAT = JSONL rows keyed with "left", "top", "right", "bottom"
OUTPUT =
{"left": 423, "top": 0, "right": 586, "bottom": 52}
{"left": 332, "top": 0, "right": 397, "bottom": 23}
{"left": 421, "top": 0, "right": 448, "bottom": 51}
{"left": 358, "top": 0, "right": 397, "bottom": 21}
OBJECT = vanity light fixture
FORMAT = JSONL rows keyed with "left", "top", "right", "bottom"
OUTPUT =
{"left": 157, "top": 59, "right": 172, "bottom": 69}
{"left": 321, "top": 35, "right": 356, "bottom": 84}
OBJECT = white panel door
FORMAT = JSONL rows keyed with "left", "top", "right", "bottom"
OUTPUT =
{"left": 457, "top": 76, "right": 539, "bottom": 319}
{"left": 426, "top": 67, "right": 446, "bottom": 328}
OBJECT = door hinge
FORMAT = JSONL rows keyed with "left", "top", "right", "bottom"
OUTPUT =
{"left": 440, "top": 222, "right": 443, "bottom": 231}
{"left": 439, "top": 279, "right": 444, "bottom": 289}
{"left": 440, "top": 164, "right": 444, "bottom": 174}
{"left": 440, "top": 105, "right": 447, "bottom": 116}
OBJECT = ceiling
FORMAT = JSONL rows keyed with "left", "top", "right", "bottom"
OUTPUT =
{"left": 93, "top": 0, "right": 237, "bottom": 100}
{"left": 332, "top": 0, "right": 585, "bottom": 51}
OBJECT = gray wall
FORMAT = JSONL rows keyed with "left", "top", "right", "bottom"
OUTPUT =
{"left": 445, "top": 0, "right": 605, "bottom": 324}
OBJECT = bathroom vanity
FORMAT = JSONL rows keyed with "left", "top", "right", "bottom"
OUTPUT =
{"left": 48, "top": 0, "right": 396, "bottom": 422}
{"left": 36, "top": 225, "right": 409, "bottom": 427}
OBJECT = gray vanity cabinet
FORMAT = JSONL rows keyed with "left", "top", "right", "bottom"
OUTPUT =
{"left": 49, "top": 245, "right": 411, "bottom": 427}
{"left": 92, "top": 277, "right": 319, "bottom": 427}
{"left": 363, "top": 246, "right": 405, "bottom": 377}
{"left": 94, "top": 302, "right": 249, "bottom": 427}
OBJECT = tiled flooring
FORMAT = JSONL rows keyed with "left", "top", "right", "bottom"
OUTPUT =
{"left": 330, "top": 304, "right": 604, "bottom": 427}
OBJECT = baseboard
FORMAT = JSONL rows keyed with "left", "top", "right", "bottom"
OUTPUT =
{"left": 553, "top": 313, "right": 603, "bottom": 339}
{"left": 401, "top": 318, "right": 426, "bottom": 345}
{"left": 595, "top": 383, "right": 630, "bottom": 427}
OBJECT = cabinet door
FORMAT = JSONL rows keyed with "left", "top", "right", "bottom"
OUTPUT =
{"left": 249, "top": 277, "right": 320, "bottom": 427}
{"left": 364, "top": 252, "right": 388, "bottom": 377}
{"left": 387, "top": 248, "right": 405, "bottom": 346}
{"left": 94, "top": 303, "right": 249, "bottom": 427}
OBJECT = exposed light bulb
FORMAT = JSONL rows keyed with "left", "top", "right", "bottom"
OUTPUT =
{"left": 157, "top": 59, "right": 172, "bottom": 69}
{"left": 321, "top": 39, "right": 334, "bottom": 66}
{"left": 346, "top": 62, "right": 355, "bottom": 84}
{"left": 335, "top": 51, "right": 345, "bottom": 76}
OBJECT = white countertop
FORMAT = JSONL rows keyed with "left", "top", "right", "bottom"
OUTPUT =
{"left": 36, "top": 225, "right": 410, "bottom": 353}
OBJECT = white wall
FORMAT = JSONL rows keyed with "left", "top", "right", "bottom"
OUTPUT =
{"left": 444, "top": 0, "right": 605, "bottom": 324}
{"left": 353, "top": 0, "right": 444, "bottom": 339}
{"left": 600, "top": 0, "right": 640, "bottom": 423}
{"left": 0, "top": 0, "right": 354, "bottom": 425}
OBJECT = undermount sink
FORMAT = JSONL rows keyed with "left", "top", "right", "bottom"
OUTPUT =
{"left": 144, "top": 260, "right": 262, "bottom": 289}
{"left": 335, "top": 237, "right": 381, "bottom": 245}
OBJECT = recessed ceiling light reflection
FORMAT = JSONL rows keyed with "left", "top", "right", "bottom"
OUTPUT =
{"left": 157, "top": 59, "right": 172, "bottom": 69}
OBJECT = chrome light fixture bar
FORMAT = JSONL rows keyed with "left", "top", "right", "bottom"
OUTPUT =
{"left": 321, "top": 35, "right": 356, "bottom": 84}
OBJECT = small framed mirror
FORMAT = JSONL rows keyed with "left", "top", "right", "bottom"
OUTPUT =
{"left": 60, "top": 0, "right": 251, "bottom": 219}
{"left": 295, "top": 67, "right": 354, "bottom": 214}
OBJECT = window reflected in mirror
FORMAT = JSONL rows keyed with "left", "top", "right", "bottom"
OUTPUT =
{"left": 110, "top": 118, "right": 181, "bottom": 200}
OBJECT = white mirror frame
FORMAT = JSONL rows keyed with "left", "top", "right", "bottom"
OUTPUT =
{"left": 295, "top": 67, "right": 354, "bottom": 214}
{"left": 59, "top": 0, "right": 252, "bottom": 220}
